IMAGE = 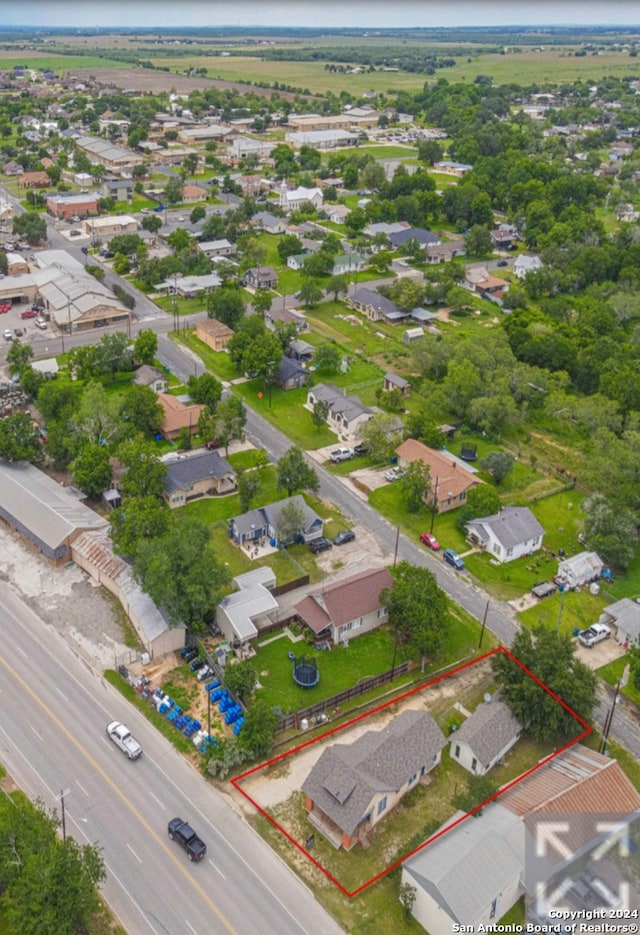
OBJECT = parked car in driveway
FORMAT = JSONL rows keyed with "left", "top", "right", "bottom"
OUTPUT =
{"left": 577, "top": 622, "right": 611, "bottom": 647}
{"left": 443, "top": 548, "right": 465, "bottom": 570}
{"left": 0, "top": 303, "right": 11, "bottom": 313}
{"left": 353, "top": 442, "right": 368, "bottom": 456}
{"left": 384, "top": 467, "right": 406, "bottom": 482}
{"left": 34, "top": 318, "right": 48, "bottom": 330}
{"left": 20, "top": 309, "right": 38, "bottom": 319}
{"left": 309, "top": 537, "right": 333, "bottom": 554}
{"left": 329, "top": 446, "right": 354, "bottom": 463}
{"left": 333, "top": 529, "right": 355, "bottom": 546}
{"left": 420, "top": 532, "right": 440, "bottom": 550}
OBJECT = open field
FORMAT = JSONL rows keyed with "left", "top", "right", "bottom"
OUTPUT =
{"left": 0, "top": 52, "right": 128, "bottom": 71}
{"left": 443, "top": 48, "right": 640, "bottom": 85}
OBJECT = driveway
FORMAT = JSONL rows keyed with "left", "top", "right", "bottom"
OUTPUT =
{"left": 575, "top": 635, "right": 625, "bottom": 670}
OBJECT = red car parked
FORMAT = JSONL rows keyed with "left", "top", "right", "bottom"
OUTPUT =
{"left": 0, "top": 303, "right": 11, "bottom": 313}
{"left": 420, "top": 532, "right": 441, "bottom": 551}
{"left": 21, "top": 309, "right": 38, "bottom": 319}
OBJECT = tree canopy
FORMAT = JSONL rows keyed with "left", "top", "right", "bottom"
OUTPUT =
{"left": 381, "top": 562, "right": 449, "bottom": 659}
{"left": 492, "top": 626, "right": 597, "bottom": 741}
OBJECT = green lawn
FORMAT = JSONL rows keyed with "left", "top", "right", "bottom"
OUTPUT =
{"left": 518, "top": 588, "right": 604, "bottom": 638}
{"left": 232, "top": 380, "right": 336, "bottom": 449}
{"left": 227, "top": 449, "right": 267, "bottom": 472}
{"left": 464, "top": 550, "right": 558, "bottom": 603}
{"left": 369, "top": 482, "right": 468, "bottom": 554}
{"left": 176, "top": 332, "right": 239, "bottom": 382}
{"left": 597, "top": 654, "right": 640, "bottom": 708}
{"left": 154, "top": 294, "right": 204, "bottom": 317}
{"left": 254, "top": 626, "right": 414, "bottom": 713}
{"left": 183, "top": 464, "right": 280, "bottom": 525}
{"left": 359, "top": 144, "right": 418, "bottom": 160}
{"left": 209, "top": 522, "right": 309, "bottom": 586}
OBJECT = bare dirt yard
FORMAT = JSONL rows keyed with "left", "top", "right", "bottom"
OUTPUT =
{"left": 0, "top": 522, "right": 132, "bottom": 671}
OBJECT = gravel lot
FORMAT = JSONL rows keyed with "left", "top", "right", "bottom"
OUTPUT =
{"left": 0, "top": 522, "right": 131, "bottom": 671}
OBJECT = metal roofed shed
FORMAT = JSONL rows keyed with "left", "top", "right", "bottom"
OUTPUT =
{"left": 216, "top": 566, "right": 278, "bottom": 650}
{"left": 0, "top": 460, "right": 107, "bottom": 562}
{"left": 556, "top": 551, "right": 604, "bottom": 589}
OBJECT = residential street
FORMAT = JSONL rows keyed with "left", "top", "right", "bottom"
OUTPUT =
{"left": 0, "top": 583, "right": 343, "bottom": 935}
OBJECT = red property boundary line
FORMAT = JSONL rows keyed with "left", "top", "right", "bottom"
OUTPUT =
{"left": 231, "top": 646, "right": 592, "bottom": 898}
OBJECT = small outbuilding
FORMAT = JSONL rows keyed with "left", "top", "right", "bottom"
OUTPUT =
{"left": 449, "top": 700, "right": 521, "bottom": 776}
{"left": 555, "top": 551, "right": 604, "bottom": 589}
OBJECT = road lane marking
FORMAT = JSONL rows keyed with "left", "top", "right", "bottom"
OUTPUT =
{"left": 30, "top": 725, "right": 43, "bottom": 740}
{"left": 0, "top": 652, "right": 238, "bottom": 935}
{"left": 55, "top": 687, "right": 68, "bottom": 701}
{"left": 16, "top": 646, "right": 27, "bottom": 658}
{"left": 185, "top": 922, "right": 198, "bottom": 935}
{"left": 76, "top": 780, "right": 89, "bottom": 797}
{"left": 2, "top": 587, "right": 325, "bottom": 935}
{"left": 126, "top": 843, "right": 142, "bottom": 864}
{"left": 147, "top": 790, "right": 165, "bottom": 810}
{"left": 208, "top": 858, "right": 226, "bottom": 879}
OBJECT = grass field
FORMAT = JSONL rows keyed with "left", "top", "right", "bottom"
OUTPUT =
{"left": 0, "top": 52, "right": 128, "bottom": 71}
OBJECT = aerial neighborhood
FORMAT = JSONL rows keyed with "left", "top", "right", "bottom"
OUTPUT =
{"left": 1, "top": 14, "right": 640, "bottom": 935}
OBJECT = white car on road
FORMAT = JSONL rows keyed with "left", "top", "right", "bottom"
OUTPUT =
{"left": 106, "top": 721, "right": 143, "bottom": 760}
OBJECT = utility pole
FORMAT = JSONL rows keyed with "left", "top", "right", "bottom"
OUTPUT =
{"left": 393, "top": 523, "right": 400, "bottom": 567}
{"left": 429, "top": 477, "right": 439, "bottom": 534}
{"left": 599, "top": 664, "right": 630, "bottom": 754}
{"left": 556, "top": 583, "right": 566, "bottom": 632}
{"left": 479, "top": 599, "right": 489, "bottom": 649}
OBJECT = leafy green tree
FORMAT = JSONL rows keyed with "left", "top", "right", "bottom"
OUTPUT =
{"left": 401, "top": 460, "right": 431, "bottom": 513}
{"left": 7, "top": 339, "right": 33, "bottom": 375}
{"left": 167, "top": 228, "right": 191, "bottom": 252}
{"left": 465, "top": 224, "right": 492, "bottom": 258}
{"left": 12, "top": 212, "right": 46, "bottom": 245}
{"left": 468, "top": 394, "right": 517, "bottom": 437}
{"left": 223, "top": 660, "right": 257, "bottom": 702}
{"left": 252, "top": 288, "right": 273, "bottom": 318}
{"left": 133, "top": 328, "right": 158, "bottom": 365}
{"left": 142, "top": 214, "right": 162, "bottom": 233}
{"left": 118, "top": 438, "right": 167, "bottom": 499}
{"left": 276, "top": 499, "right": 306, "bottom": 544}
{"left": 0, "top": 412, "right": 41, "bottom": 462}
{"left": 311, "top": 399, "right": 329, "bottom": 427}
{"left": 227, "top": 317, "right": 281, "bottom": 379}
{"left": 581, "top": 495, "right": 636, "bottom": 572}
{"left": 277, "top": 447, "right": 319, "bottom": 497}
{"left": 207, "top": 285, "right": 246, "bottom": 329}
{"left": 37, "top": 380, "right": 81, "bottom": 423}
{"left": 120, "top": 385, "right": 163, "bottom": 436}
{"left": 110, "top": 496, "right": 170, "bottom": 558}
{"left": 190, "top": 205, "right": 206, "bottom": 224}
{"left": 464, "top": 484, "right": 502, "bottom": 519}
{"left": 72, "top": 382, "right": 123, "bottom": 447}
{"left": 399, "top": 883, "right": 417, "bottom": 921}
{"left": 277, "top": 234, "right": 304, "bottom": 262}
{"left": 481, "top": 451, "right": 515, "bottom": 484}
{"left": 108, "top": 233, "right": 142, "bottom": 256}
{"left": 298, "top": 277, "right": 323, "bottom": 308}
{"left": 326, "top": 274, "right": 349, "bottom": 301}
{"left": 381, "top": 562, "right": 449, "bottom": 659}
{"left": 72, "top": 443, "right": 112, "bottom": 499}
{"left": 95, "top": 332, "right": 134, "bottom": 381}
{"left": 238, "top": 698, "right": 280, "bottom": 757}
{"left": 313, "top": 343, "right": 341, "bottom": 372}
{"left": 112, "top": 252, "right": 131, "bottom": 275}
{"left": 362, "top": 412, "right": 403, "bottom": 464}
{"left": 492, "top": 626, "right": 597, "bottom": 741}
{"left": 215, "top": 395, "right": 247, "bottom": 456}
{"left": 187, "top": 372, "right": 222, "bottom": 412}
{"left": 0, "top": 795, "right": 105, "bottom": 935}
{"left": 237, "top": 471, "right": 261, "bottom": 513}
{"left": 133, "top": 515, "right": 231, "bottom": 630}
{"left": 20, "top": 365, "right": 44, "bottom": 400}
{"left": 164, "top": 176, "right": 184, "bottom": 204}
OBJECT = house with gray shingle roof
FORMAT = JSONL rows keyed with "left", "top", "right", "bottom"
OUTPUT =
{"left": 465, "top": 507, "right": 544, "bottom": 563}
{"left": 599, "top": 597, "right": 640, "bottom": 647}
{"left": 163, "top": 449, "right": 236, "bottom": 508}
{"left": 228, "top": 495, "right": 324, "bottom": 547}
{"left": 450, "top": 700, "right": 521, "bottom": 776}
{"left": 303, "top": 710, "right": 446, "bottom": 849}
{"left": 305, "top": 383, "right": 373, "bottom": 440}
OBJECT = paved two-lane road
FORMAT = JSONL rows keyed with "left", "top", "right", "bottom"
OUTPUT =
{"left": 0, "top": 583, "right": 343, "bottom": 935}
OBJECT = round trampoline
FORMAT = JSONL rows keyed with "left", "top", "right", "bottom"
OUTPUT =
{"left": 292, "top": 655, "right": 320, "bottom": 688}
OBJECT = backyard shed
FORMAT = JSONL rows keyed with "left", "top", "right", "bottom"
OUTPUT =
{"left": 402, "top": 326, "right": 424, "bottom": 344}
{"left": 556, "top": 551, "right": 604, "bottom": 589}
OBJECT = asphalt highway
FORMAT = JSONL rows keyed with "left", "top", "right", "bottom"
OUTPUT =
{"left": 0, "top": 584, "right": 343, "bottom": 935}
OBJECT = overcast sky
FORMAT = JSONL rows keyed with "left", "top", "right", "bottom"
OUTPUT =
{"left": 4, "top": 1, "right": 640, "bottom": 30}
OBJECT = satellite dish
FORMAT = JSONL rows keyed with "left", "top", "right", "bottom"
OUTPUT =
{"left": 484, "top": 693, "right": 492, "bottom": 703}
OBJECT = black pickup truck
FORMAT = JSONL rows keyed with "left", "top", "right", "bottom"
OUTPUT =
{"left": 168, "top": 817, "right": 207, "bottom": 862}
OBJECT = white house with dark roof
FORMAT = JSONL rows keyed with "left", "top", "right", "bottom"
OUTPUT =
{"left": 598, "top": 598, "right": 640, "bottom": 646}
{"left": 305, "top": 383, "right": 373, "bottom": 440}
{"left": 294, "top": 567, "right": 393, "bottom": 643}
{"left": 514, "top": 254, "right": 543, "bottom": 279}
{"left": 347, "top": 287, "right": 408, "bottom": 324}
{"left": 162, "top": 449, "right": 236, "bottom": 508}
{"left": 465, "top": 507, "right": 544, "bottom": 563}
{"left": 303, "top": 710, "right": 446, "bottom": 850}
{"left": 450, "top": 700, "right": 521, "bottom": 775}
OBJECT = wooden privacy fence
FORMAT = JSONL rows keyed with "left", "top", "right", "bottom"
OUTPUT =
{"left": 277, "top": 661, "right": 411, "bottom": 732}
